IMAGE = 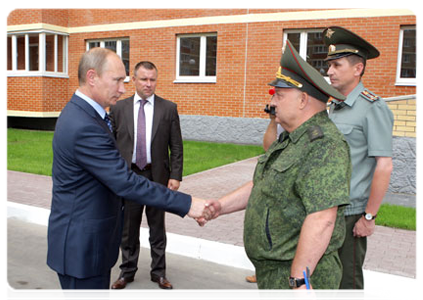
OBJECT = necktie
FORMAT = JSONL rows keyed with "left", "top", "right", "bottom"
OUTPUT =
{"left": 334, "top": 101, "right": 346, "bottom": 111}
{"left": 104, "top": 113, "right": 113, "bottom": 133}
{"left": 136, "top": 99, "right": 148, "bottom": 170}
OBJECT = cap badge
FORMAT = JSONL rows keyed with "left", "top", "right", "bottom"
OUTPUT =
{"left": 329, "top": 45, "right": 336, "bottom": 53}
{"left": 276, "top": 67, "right": 303, "bottom": 88}
{"left": 326, "top": 28, "right": 335, "bottom": 38}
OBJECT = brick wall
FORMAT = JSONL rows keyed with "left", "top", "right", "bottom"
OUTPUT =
{"left": 7, "top": 9, "right": 416, "bottom": 131}
{"left": 7, "top": 77, "right": 68, "bottom": 112}
{"left": 387, "top": 98, "right": 416, "bottom": 137}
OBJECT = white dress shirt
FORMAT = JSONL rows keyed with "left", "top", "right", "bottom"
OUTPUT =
{"left": 132, "top": 93, "right": 154, "bottom": 164}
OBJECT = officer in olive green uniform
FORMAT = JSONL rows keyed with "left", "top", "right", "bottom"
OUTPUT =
{"left": 243, "top": 40, "right": 352, "bottom": 289}
{"left": 323, "top": 27, "right": 394, "bottom": 289}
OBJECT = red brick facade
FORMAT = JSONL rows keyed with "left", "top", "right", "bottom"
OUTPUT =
{"left": 7, "top": 9, "right": 416, "bottom": 119}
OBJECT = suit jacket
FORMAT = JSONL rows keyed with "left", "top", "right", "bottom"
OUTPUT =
{"left": 47, "top": 94, "right": 191, "bottom": 279}
{"left": 109, "top": 94, "right": 183, "bottom": 186}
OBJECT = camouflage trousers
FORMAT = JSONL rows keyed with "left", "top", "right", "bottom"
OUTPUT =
{"left": 252, "top": 251, "right": 343, "bottom": 289}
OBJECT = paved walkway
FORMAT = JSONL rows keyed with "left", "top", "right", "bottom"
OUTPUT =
{"left": 7, "top": 157, "right": 416, "bottom": 278}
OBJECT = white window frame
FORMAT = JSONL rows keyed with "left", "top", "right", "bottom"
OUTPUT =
{"left": 7, "top": 30, "right": 69, "bottom": 78}
{"left": 86, "top": 38, "right": 130, "bottom": 82}
{"left": 395, "top": 26, "right": 416, "bottom": 86}
{"left": 283, "top": 29, "right": 330, "bottom": 82}
{"left": 175, "top": 33, "right": 217, "bottom": 83}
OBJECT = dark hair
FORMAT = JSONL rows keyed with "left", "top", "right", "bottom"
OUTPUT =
{"left": 134, "top": 61, "right": 157, "bottom": 76}
{"left": 346, "top": 54, "right": 367, "bottom": 77}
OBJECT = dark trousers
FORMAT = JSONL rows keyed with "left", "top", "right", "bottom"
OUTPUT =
{"left": 58, "top": 271, "right": 111, "bottom": 289}
{"left": 338, "top": 214, "right": 367, "bottom": 289}
{"left": 119, "top": 166, "right": 167, "bottom": 280}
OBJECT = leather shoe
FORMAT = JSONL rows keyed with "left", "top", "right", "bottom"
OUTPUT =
{"left": 245, "top": 274, "right": 257, "bottom": 283}
{"left": 111, "top": 277, "right": 134, "bottom": 289}
{"left": 151, "top": 276, "right": 173, "bottom": 289}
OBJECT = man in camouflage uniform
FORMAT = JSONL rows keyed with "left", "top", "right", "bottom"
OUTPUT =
{"left": 323, "top": 26, "right": 394, "bottom": 289}
{"left": 202, "top": 40, "right": 351, "bottom": 289}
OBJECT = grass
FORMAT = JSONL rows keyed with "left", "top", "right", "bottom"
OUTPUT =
{"left": 7, "top": 128, "right": 415, "bottom": 231}
{"left": 7, "top": 129, "right": 54, "bottom": 176}
{"left": 183, "top": 141, "right": 264, "bottom": 176}
{"left": 7, "top": 128, "right": 264, "bottom": 177}
{"left": 376, "top": 203, "right": 416, "bottom": 231}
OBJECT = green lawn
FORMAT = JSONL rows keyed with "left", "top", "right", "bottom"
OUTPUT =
{"left": 7, "top": 128, "right": 415, "bottom": 231}
{"left": 376, "top": 204, "right": 416, "bottom": 231}
{"left": 7, "top": 128, "right": 264, "bottom": 177}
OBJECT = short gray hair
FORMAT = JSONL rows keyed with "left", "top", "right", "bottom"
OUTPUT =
{"left": 78, "top": 47, "right": 115, "bottom": 85}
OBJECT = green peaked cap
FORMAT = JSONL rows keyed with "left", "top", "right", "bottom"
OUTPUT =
{"left": 323, "top": 26, "right": 380, "bottom": 61}
{"left": 268, "top": 39, "right": 346, "bottom": 102}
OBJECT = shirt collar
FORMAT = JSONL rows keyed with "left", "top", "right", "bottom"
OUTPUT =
{"left": 330, "top": 81, "right": 364, "bottom": 108}
{"left": 75, "top": 89, "right": 107, "bottom": 119}
{"left": 134, "top": 92, "right": 155, "bottom": 105}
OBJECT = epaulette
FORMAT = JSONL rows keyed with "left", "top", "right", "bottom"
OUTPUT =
{"left": 360, "top": 89, "right": 380, "bottom": 103}
{"left": 308, "top": 125, "right": 324, "bottom": 142}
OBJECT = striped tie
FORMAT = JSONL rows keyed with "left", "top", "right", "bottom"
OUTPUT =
{"left": 104, "top": 113, "right": 113, "bottom": 133}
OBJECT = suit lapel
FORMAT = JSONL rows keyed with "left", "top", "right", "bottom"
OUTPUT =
{"left": 151, "top": 95, "right": 163, "bottom": 143}
{"left": 71, "top": 94, "right": 116, "bottom": 142}
{"left": 125, "top": 96, "right": 135, "bottom": 146}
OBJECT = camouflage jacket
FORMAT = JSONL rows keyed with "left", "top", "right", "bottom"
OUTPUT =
{"left": 244, "top": 111, "right": 351, "bottom": 265}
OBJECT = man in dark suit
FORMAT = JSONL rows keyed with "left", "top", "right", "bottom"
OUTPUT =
{"left": 109, "top": 61, "right": 182, "bottom": 289}
{"left": 47, "top": 48, "right": 206, "bottom": 289}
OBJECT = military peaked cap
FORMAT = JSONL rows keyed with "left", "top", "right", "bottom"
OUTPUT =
{"left": 268, "top": 39, "right": 346, "bottom": 102}
{"left": 323, "top": 26, "right": 380, "bottom": 61}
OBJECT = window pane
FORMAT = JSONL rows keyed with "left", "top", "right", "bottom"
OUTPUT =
{"left": 46, "top": 34, "right": 55, "bottom": 72}
{"left": 307, "top": 31, "right": 328, "bottom": 76}
{"left": 206, "top": 36, "right": 217, "bottom": 76}
{"left": 17, "top": 35, "right": 26, "bottom": 70}
{"left": 105, "top": 41, "right": 117, "bottom": 53}
{"left": 57, "top": 35, "right": 64, "bottom": 73}
{"left": 287, "top": 33, "right": 300, "bottom": 52}
{"left": 7, "top": 36, "right": 12, "bottom": 70}
{"left": 179, "top": 37, "right": 200, "bottom": 76}
{"left": 401, "top": 29, "right": 416, "bottom": 78}
{"left": 121, "top": 39, "right": 130, "bottom": 76}
{"left": 89, "top": 41, "right": 100, "bottom": 49}
{"left": 28, "top": 34, "right": 39, "bottom": 71}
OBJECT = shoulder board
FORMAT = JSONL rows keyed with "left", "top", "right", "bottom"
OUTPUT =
{"left": 308, "top": 125, "right": 324, "bottom": 142}
{"left": 360, "top": 89, "right": 380, "bottom": 103}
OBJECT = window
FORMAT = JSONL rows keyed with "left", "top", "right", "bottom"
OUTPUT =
{"left": 176, "top": 33, "right": 217, "bottom": 83}
{"left": 86, "top": 38, "right": 130, "bottom": 78}
{"left": 396, "top": 26, "right": 416, "bottom": 85}
{"left": 283, "top": 30, "right": 328, "bottom": 76}
{"left": 7, "top": 31, "right": 68, "bottom": 77}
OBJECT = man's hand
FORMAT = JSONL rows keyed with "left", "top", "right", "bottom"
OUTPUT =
{"left": 195, "top": 199, "right": 222, "bottom": 227}
{"left": 203, "top": 199, "right": 222, "bottom": 220}
{"left": 167, "top": 179, "right": 180, "bottom": 191}
{"left": 353, "top": 216, "right": 375, "bottom": 238}
{"left": 187, "top": 197, "right": 206, "bottom": 218}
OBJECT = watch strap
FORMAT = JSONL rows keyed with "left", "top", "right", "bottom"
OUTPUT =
{"left": 288, "top": 277, "right": 306, "bottom": 288}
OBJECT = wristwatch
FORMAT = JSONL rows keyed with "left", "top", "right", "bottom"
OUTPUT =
{"left": 288, "top": 276, "right": 305, "bottom": 288}
{"left": 363, "top": 212, "right": 377, "bottom": 221}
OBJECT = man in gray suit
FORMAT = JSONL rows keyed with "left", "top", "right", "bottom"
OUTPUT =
{"left": 110, "top": 61, "right": 183, "bottom": 289}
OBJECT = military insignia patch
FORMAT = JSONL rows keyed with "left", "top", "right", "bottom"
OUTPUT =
{"left": 308, "top": 125, "right": 324, "bottom": 142}
{"left": 361, "top": 89, "right": 380, "bottom": 102}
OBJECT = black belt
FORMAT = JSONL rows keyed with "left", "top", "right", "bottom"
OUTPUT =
{"left": 131, "top": 163, "right": 152, "bottom": 172}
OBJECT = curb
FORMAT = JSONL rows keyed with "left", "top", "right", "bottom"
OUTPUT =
{"left": 5, "top": 201, "right": 420, "bottom": 300}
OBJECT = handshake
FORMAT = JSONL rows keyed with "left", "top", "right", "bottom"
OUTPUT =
{"left": 186, "top": 181, "right": 253, "bottom": 224}
{"left": 188, "top": 198, "right": 222, "bottom": 226}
